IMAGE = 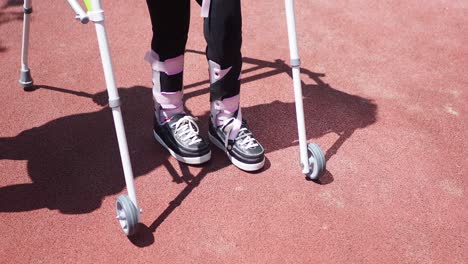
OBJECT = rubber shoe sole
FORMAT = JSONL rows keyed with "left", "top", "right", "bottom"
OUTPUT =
{"left": 154, "top": 131, "right": 211, "bottom": 165}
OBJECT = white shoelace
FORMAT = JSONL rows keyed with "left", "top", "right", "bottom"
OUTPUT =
{"left": 222, "top": 118, "right": 259, "bottom": 150}
{"left": 235, "top": 128, "right": 259, "bottom": 149}
{"left": 170, "top": 116, "right": 202, "bottom": 146}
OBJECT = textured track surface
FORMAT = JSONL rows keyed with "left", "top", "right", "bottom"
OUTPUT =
{"left": 0, "top": 0, "right": 467, "bottom": 263}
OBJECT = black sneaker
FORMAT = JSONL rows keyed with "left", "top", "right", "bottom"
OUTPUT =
{"left": 153, "top": 113, "right": 211, "bottom": 164}
{"left": 208, "top": 116, "right": 265, "bottom": 171}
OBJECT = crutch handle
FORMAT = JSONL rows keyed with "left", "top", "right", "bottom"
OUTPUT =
{"left": 66, "top": 0, "right": 89, "bottom": 24}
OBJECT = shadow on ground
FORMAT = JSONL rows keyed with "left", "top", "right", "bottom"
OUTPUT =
{"left": 0, "top": 53, "right": 377, "bottom": 246}
{"left": 0, "top": 0, "right": 24, "bottom": 52}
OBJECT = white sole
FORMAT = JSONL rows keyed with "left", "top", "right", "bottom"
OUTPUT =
{"left": 153, "top": 131, "right": 211, "bottom": 165}
{"left": 208, "top": 133, "right": 265, "bottom": 172}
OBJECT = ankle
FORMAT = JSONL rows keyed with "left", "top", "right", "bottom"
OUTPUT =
{"left": 211, "top": 94, "right": 240, "bottom": 127}
{"left": 154, "top": 91, "right": 184, "bottom": 123}
{"left": 157, "top": 104, "right": 184, "bottom": 123}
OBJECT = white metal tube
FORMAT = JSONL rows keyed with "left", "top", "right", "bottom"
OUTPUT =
{"left": 93, "top": 26, "right": 120, "bottom": 102}
{"left": 285, "top": 0, "right": 299, "bottom": 61}
{"left": 292, "top": 68, "right": 310, "bottom": 174}
{"left": 91, "top": 0, "right": 139, "bottom": 215}
{"left": 110, "top": 108, "right": 139, "bottom": 211}
{"left": 20, "top": 0, "right": 32, "bottom": 72}
{"left": 66, "top": 0, "right": 89, "bottom": 23}
{"left": 285, "top": 0, "right": 310, "bottom": 174}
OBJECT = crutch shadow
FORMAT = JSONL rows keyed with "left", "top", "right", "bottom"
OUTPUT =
{"left": 2, "top": 0, "right": 23, "bottom": 7}
{"left": 130, "top": 53, "right": 378, "bottom": 245}
{"left": 0, "top": 85, "right": 163, "bottom": 214}
{"left": 0, "top": 53, "right": 377, "bottom": 247}
{"left": 0, "top": 84, "right": 255, "bottom": 217}
{"left": 184, "top": 49, "right": 378, "bottom": 184}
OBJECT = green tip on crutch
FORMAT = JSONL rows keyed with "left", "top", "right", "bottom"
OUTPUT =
{"left": 83, "top": 0, "right": 92, "bottom": 11}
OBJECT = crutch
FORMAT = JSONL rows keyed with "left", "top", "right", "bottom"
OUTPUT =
{"left": 18, "top": 0, "right": 33, "bottom": 87}
{"left": 18, "top": 0, "right": 141, "bottom": 236}
{"left": 284, "top": 0, "right": 326, "bottom": 180}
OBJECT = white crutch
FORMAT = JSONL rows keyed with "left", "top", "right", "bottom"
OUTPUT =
{"left": 19, "top": 0, "right": 33, "bottom": 87}
{"left": 284, "top": 0, "right": 326, "bottom": 180}
{"left": 19, "top": 0, "right": 141, "bottom": 236}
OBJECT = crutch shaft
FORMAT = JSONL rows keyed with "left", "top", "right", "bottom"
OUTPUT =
{"left": 111, "top": 108, "right": 139, "bottom": 212}
{"left": 21, "top": 0, "right": 32, "bottom": 71}
{"left": 285, "top": 0, "right": 310, "bottom": 174}
{"left": 91, "top": 1, "right": 139, "bottom": 215}
{"left": 19, "top": 0, "right": 33, "bottom": 87}
{"left": 292, "top": 68, "right": 310, "bottom": 174}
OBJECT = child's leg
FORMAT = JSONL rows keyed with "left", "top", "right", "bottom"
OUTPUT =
{"left": 203, "top": 0, "right": 265, "bottom": 171}
{"left": 146, "top": 0, "right": 211, "bottom": 164}
{"left": 146, "top": 0, "right": 190, "bottom": 123}
{"left": 203, "top": 0, "right": 242, "bottom": 104}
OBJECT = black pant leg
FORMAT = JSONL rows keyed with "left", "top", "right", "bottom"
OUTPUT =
{"left": 146, "top": 0, "right": 190, "bottom": 92}
{"left": 204, "top": 0, "right": 243, "bottom": 101}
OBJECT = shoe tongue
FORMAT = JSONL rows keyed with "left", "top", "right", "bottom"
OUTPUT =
{"left": 168, "top": 113, "right": 199, "bottom": 132}
{"left": 237, "top": 129, "right": 248, "bottom": 137}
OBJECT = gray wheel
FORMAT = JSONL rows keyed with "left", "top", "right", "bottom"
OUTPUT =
{"left": 115, "top": 195, "right": 139, "bottom": 236}
{"left": 306, "top": 143, "right": 326, "bottom": 180}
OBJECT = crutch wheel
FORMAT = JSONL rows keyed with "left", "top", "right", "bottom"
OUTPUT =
{"left": 306, "top": 143, "right": 326, "bottom": 180}
{"left": 115, "top": 195, "right": 139, "bottom": 236}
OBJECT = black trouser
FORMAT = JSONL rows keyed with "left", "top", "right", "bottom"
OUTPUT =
{"left": 146, "top": 0, "right": 242, "bottom": 101}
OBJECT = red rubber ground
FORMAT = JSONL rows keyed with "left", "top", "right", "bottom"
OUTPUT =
{"left": 0, "top": 0, "right": 467, "bottom": 263}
